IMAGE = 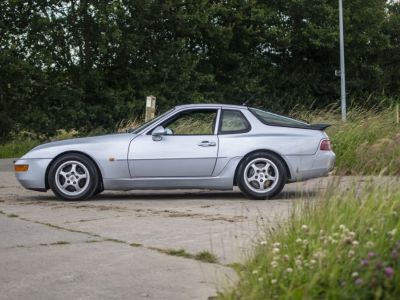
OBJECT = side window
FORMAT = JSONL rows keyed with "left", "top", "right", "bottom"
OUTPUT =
{"left": 163, "top": 109, "right": 217, "bottom": 135}
{"left": 219, "top": 109, "right": 251, "bottom": 134}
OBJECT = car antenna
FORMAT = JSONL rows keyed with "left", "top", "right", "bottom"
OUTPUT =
{"left": 242, "top": 94, "right": 256, "bottom": 106}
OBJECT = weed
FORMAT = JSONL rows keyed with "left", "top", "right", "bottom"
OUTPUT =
{"left": 194, "top": 250, "right": 219, "bottom": 263}
{"left": 218, "top": 183, "right": 400, "bottom": 299}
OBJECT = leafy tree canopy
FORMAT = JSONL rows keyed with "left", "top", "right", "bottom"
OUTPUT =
{"left": 0, "top": 0, "right": 399, "bottom": 140}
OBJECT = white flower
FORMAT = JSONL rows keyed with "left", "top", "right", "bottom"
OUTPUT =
{"left": 271, "top": 261, "right": 279, "bottom": 268}
{"left": 310, "top": 259, "right": 317, "bottom": 265}
{"left": 388, "top": 228, "right": 397, "bottom": 237}
{"left": 352, "top": 241, "right": 359, "bottom": 246}
{"left": 258, "top": 277, "right": 263, "bottom": 282}
{"left": 252, "top": 270, "right": 259, "bottom": 275}
{"left": 366, "top": 241, "right": 374, "bottom": 248}
{"left": 348, "top": 250, "right": 355, "bottom": 257}
{"left": 313, "top": 250, "right": 326, "bottom": 260}
{"left": 271, "top": 279, "right": 277, "bottom": 284}
{"left": 272, "top": 247, "right": 280, "bottom": 254}
{"left": 273, "top": 242, "right": 281, "bottom": 248}
{"left": 260, "top": 240, "right": 267, "bottom": 246}
{"left": 320, "top": 229, "right": 325, "bottom": 235}
{"left": 339, "top": 224, "right": 346, "bottom": 230}
{"left": 296, "top": 238, "right": 303, "bottom": 244}
{"left": 295, "top": 259, "right": 303, "bottom": 267}
{"left": 286, "top": 268, "right": 293, "bottom": 273}
{"left": 352, "top": 272, "right": 359, "bottom": 278}
{"left": 303, "top": 240, "right": 309, "bottom": 246}
{"left": 301, "top": 225, "right": 309, "bottom": 232}
{"left": 348, "top": 232, "right": 356, "bottom": 238}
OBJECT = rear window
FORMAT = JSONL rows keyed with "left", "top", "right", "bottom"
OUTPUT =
{"left": 249, "top": 108, "right": 309, "bottom": 127}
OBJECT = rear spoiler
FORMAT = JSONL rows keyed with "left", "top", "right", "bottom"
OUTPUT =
{"left": 309, "top": 123, "right": 331, "bottom": 131}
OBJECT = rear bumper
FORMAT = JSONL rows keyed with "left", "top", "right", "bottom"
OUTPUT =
{"left": 14, "top": 158, "right": 52, "bottom": 191}
{"left": 285, "top": 151, "right": 336, "bottom": 182}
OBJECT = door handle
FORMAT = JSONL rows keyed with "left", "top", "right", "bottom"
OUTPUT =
{"left": 198, "top": 141, "right": 216, "bottom": 147}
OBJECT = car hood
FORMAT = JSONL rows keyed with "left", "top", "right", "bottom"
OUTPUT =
{"left": 22, "top": 132, "right": 136, "bottom": 159}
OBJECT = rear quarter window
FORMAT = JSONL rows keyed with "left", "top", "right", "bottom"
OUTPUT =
{"left": 219, "top": 109, "right": 251, "bottom": 134}
{"left": 249, "top": 108, "right": 310, "bottom": 128}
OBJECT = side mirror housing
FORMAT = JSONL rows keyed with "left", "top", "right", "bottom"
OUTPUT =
{"left": 152, "top": 126, "right": 166, "bottom": 141}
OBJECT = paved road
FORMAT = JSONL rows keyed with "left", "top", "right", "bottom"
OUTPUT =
{"left": 0, "top": 159, "right": 346, "bottom": 299}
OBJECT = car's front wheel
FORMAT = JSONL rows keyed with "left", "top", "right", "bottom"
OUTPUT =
{"left": 48, "top": 153, "right": 100, "bottom": 201}
{"left": 237, "top": 152, "right": 287, "bottom": 200}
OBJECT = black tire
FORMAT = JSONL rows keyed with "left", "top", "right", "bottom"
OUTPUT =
{"left": 236, "top": 151, "right": 287, "bottom": 200}
{"left": 48, "top": 153, "right": 100, "bottom": 201}
{"left": 93, "top": 182, "right": 104, "bottom": 197}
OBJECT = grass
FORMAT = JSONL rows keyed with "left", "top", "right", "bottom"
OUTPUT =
{"left": 194, "top": 250, "right": 219, "bottom": 263}
{"left": 150, "top": 247, "right": 219, "bottom": 263}
{"left": 292, "top": 106, "right": 400, "bottom": 175}
{"left": 0, "top": 138, "right": 41, "bottom": 158}
{"left": 0, "top": 129, "right": 78, "bottom": 158}
{"left": 51, "top": 241, "right": 70, "bottom": 245}
{"left": 218, "top": 183, "right": 400, "bottom": 299}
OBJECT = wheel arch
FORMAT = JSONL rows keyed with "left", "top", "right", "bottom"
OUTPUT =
{"left": 45, "top": 151, "right": 104, "bottom": 190}
{"left": 233, "top": 149, "right": 292, "bottom": 186}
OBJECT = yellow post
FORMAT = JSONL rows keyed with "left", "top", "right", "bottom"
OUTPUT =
{"left": 145, "top": 95, "right": 156, "bottom": 122}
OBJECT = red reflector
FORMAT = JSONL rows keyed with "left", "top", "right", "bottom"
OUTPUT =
{"left": 320, "top": 140, "right": 332, "bottom": 151}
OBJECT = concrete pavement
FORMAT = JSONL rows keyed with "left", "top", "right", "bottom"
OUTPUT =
{"left": 0, "top": 158, "right": 365, "bottom": 300}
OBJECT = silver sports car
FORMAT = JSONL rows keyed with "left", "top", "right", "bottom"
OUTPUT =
{"left": 14, "top": 104, "right": 335, "bottom": 200}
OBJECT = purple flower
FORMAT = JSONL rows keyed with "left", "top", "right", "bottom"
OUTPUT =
{"left": 384, "top": 267, "right": 394, "bottom": 279}
{"left": 360, "top": 259, "right": 369, "bottom": 267}
{"left": 391, "top": 250, "right": 398, "bottom": 259}
{"left": 355, "top": 278, "right": 363, "bottom": 286}
{"left": 368, "top": 252, "right": 376, "bottom": 258}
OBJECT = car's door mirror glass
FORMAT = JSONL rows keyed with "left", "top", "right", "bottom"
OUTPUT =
{"left": 152, "top": 126, "right": 166, "bottom": 141}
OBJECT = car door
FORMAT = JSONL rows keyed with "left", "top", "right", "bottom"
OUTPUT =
{"left": 128, "top": 108, "right": 219, "bottom": 177}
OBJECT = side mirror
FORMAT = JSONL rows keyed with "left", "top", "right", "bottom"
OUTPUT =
{"left": 152, "top": 126, "right": 166, "bottom": 141}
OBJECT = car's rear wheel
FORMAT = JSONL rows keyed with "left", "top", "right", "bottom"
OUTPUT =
{"left": 48, "top": 153, "right": 99, "bottom": 201}
{"left": 237, "top": 152, "right": 287, "bottom": 200}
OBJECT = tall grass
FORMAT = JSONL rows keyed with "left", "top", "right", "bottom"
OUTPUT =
{"left": 218, "top": 182, "right": 400, "bottom": 299}
{"left": 293, "top": 106, "right": 400, "bottom": 175}
{"left": 0, "top": 130, "right": 78, "bottom": 159}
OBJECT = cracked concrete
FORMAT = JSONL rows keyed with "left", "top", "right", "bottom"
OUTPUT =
{"left": 1, "top": 158, "right": 385, "bottom": 300}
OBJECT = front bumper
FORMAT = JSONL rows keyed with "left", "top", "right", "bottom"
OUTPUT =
{"left": 14, "top": 158, "right": 52, "bottom": 191}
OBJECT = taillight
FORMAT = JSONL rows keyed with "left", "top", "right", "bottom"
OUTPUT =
{"left": 320, "top": 139, "right": 332, "bottom": 151}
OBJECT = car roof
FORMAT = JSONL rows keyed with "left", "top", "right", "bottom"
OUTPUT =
{"left": 175, "top": 103, "right": 248, "bottom": 110}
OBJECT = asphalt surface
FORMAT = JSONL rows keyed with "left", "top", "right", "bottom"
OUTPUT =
{"left": 0, "top": 158, "right": 365, "bottom": 300}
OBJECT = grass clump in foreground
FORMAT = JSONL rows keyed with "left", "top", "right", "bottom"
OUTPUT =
{"left": 219, "top": 184, "right": 400, "bottom": 299}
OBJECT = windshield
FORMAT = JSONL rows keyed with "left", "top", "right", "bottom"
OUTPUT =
{"left": 129, "top": 108, "right": 175, "bottom": 134}
{"left": 249, "top": 108, "right": 309, "bottom": 127}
